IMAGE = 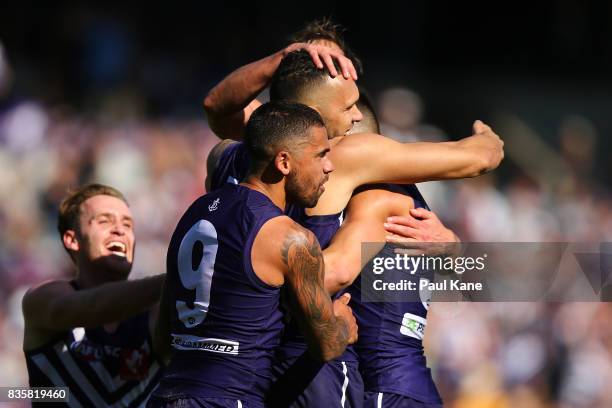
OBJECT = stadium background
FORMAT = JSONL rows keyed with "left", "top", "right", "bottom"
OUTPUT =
{"left": 0, "top": 1, "right": 610, "bottom": 407}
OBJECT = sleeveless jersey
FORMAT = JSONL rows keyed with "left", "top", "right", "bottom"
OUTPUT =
{"left": 210, "top": 140, "right": 441, "bottom": 403}
{"left": 208, "top": 142, "right": 347, "bottom": 360}
{"left": 157, "top": 183, "right": 284, "bottom": 404}
{"left": 347, "top": 183, "right": 442, "bottom": 404}
{"left": 24, "top": 283, "right": 163, "bottom": 407}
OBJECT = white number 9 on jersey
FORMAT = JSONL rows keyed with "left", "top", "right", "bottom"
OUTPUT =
{"left": 176, "top": 220, "right": 219, "bottom": 328}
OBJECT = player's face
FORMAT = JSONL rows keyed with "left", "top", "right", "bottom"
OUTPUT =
{"left": 286, "top": 126, "right": 334, "bottom": 208}
{"left": 309, "top": 77, "right": 363, "bottom": 138}
{"left": 75, "top": 195, "right": 135, "bottom": 278}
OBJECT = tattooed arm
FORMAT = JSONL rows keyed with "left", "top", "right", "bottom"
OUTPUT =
{"left": 281, "top": 224, "right": 357, "bottom": 361}
{"left": 251, "top": 216, "right": 357, "bottom": 362}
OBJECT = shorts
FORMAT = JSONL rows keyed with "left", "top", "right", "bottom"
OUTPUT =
{"left": 364, "top": 392, "right": 443, "bottom": 408}
{"left": 147, "top": 394, "right": 260, "bottom": 408}
{"left": 267, "top": 353, "right": 363, "bottom": 407}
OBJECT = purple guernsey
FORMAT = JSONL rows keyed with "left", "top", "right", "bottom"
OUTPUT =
{"left": 156, "top": 183, "right": 284, "bottom": 405}
{"left": 210, "top": 141, "right": 441, "bottom": 405}
{"left": 347, "top": 183, "right": 443, "bottom": 404}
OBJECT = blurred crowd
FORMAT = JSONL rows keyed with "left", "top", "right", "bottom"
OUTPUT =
{"left": 1, "top": 40, "right": 611, "bottom": 407}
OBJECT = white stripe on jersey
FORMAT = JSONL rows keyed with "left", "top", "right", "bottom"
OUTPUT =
{"left": 72, "top": 326, "right": 155, "bottom": 401}
{"left": 55, "top": 342, "right": 108, "bottom": 406}
{"left": 116, "top": 362, "right": 160, "bottom": 407}
{"left": 30, "top": 353, "right": 84, "bottom": 408}
{"left": 91, "top": 359, "right": 121, "bottom": 391}
{"left": 340, "top": 361, "right": 349, "bottom": 407}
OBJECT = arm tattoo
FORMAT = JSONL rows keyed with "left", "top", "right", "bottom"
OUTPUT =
{"left": 281, "top": 228, "right": 349, "bottom": 359}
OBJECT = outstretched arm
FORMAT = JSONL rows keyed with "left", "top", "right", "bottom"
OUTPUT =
{"left": 152, "top": 277, "right": 172, "bottom": 365}
{"left": 332, "top": 120, "right": 504, "bottom": 190}
{"left": 203, "top": 43, "right": 357, "bottom": 140}
{"left": 23, "top": 275, "right": 165, "bottom": 350}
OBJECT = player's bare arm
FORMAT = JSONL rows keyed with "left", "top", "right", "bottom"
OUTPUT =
{"left": 203, "top": 43, "right": 357, "bottom": 140}
{"left": 322, "top": 188, "right": 413, "bottom": 294}
{"left": 323, "top": 189, "right": 460, "bottom": 294}
{"left": 252, "top": 216, "right": 357, "bottom": 361}
{"left": 310, "top": 121, "right": 504, "bottom": 215}
{"left": 281, "top": 227, "right": 356, "bottom": 361}
{"left": 152, "top": 278, "right": 172, "bottom": 365}
{"left": 334, "top": 121, "right": 503, "bottom": 185}
{"left": 22, "top": 275, "right": 164, "bottom": 350}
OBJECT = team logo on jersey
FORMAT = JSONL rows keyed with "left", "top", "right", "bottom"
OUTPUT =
{"left": 171, "top": 334, "right": 239, "bottom": 355}
{"left": 70, "top": 339, "right": 105, "bottom": 361}
{"left": 400, "top": 312, "right": 427, "bottom": 340}
{"left": 119, "top": 345, "right": 151, "bottom": 380}
{"left": 70, "top": 338, "right": 125, "bottom": 361}
{"left": 70, "top": 336, "right": 152, "bottom": 380}
{"left": 208, "top": 198, "right": 220, "bottom": 212}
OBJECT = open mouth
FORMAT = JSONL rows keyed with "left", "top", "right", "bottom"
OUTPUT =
{"left": 105, "top": 241, "right": 127, "bottom": 258}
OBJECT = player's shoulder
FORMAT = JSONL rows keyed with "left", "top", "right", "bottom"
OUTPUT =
{"left": 24, "top": 279, "right": 75, "bottom": 300}
{"left": 330, "top": 132, "right": 389, "bottom": 164}
{"left": 205, "top": 139, "right": 241, "bottom": 191}
{"left": 22, "top": 280, "right": 75, "bottom": 317}
{"left": 257, "top": 216, "right": 315, "bottom": 249}
{"left": 334, "top": 132, "right": 386, "bottom": 149}
{"left": 253, "top": 215, "right": 321, "bottom": 278}
{"left": 258, "top": 214, "right": 305, "bottom": 237}
{"left": 210, "top": 138, "right": 240, "bottom": 160}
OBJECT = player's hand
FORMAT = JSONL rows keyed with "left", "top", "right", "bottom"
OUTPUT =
{"left": 333, "top": 293, "right": 358, "bottom": 344}
{"left": 384, "top": 209, "right": 461, "bottom": 256}
{"left": 464, "top": 120, "right": 505, "bottom": 171}
{"left": 282, "top": 42, "right": 358, "bottom": 80}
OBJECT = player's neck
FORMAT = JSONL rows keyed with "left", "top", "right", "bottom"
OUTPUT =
{"left": 241, "top": 177, "right": 286, "bottom": 210}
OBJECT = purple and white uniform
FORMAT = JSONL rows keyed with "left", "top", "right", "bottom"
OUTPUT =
{"left": 348, "top": 184, "right": 443, "bottom": 407}
{"left": 152, "top": 183, "right": 284, "bottom": 407}
{"left": 25, "top": 282, "right": 163, "bottom": 408}
{"left": 209, "top": 142, "right": 442, "bottom": 406}
{"left": 209, "top": 142, "right": 363, "bottom": 407}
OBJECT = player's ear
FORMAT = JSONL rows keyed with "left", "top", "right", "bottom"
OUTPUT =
{"left": 63, "top": 230, "right": 80, "bottom": 253}
{"left": 275, "top": 151, "right": 291, "bottom": 176}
